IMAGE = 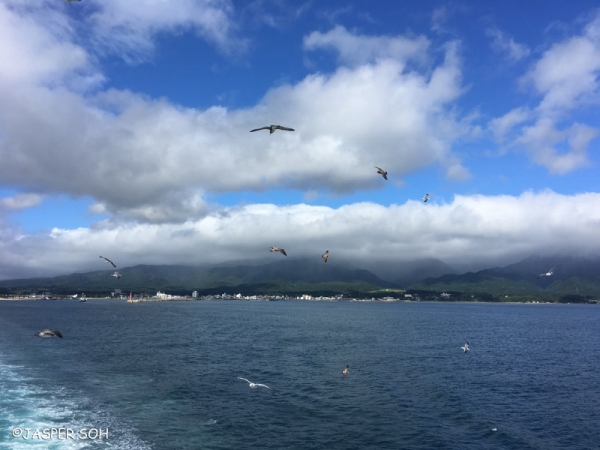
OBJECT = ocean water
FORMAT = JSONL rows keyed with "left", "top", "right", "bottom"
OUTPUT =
{"left": 0, "top": 300, "right": 599, "bottom": 450}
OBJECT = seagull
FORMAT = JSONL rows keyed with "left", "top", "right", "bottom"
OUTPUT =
{"left": 342, "top": 365, "right": 349, "bottom": 379}
{"left": 112, "top": 271, "right": 121, "bottom": 279}
{"left": 537, "top": 265, "right": 561, "bottom": 279}
{"left": 322, "top": 250, "right": 329, "bottom": 263}
{"left": 237, "top": 377, "right": 270, "bottom": 389}
{"left": 99, "top": 256, "right": 116, "bottom": 268}
{"left": 34, "top": 329, "right": 63, "bottom": 338}
{"left": 250, "top": 125, "right": 295, "bottom": 134}
{"left": 375, "top": 167, "right": 388, "bottom": 180}
{"left": 270, "top": 247, "right": 287, "bottom": 256}
{"left": 423, "top": 193, "right": 430, "bottom": 203}
{"left": 462, "top": 342, "right": 470, "bottom": 353}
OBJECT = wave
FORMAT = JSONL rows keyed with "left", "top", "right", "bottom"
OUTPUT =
{"left": 0, "top": 358, "right": 151, "bottom": 449}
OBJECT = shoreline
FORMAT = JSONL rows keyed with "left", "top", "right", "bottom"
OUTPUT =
{"left": 1, "top": 297, "right": 597, "bottom": 305}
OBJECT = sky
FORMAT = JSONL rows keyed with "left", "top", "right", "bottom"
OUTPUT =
{"left": 0, "top": 0, "right": 599, "bottom": 280}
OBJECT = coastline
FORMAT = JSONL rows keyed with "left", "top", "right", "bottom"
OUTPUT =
{"left": 1, "top": 297, "right": 597, "bottom": 305}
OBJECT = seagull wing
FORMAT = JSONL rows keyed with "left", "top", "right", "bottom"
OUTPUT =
{"left": 53, "top": 330, "right": 63, "bottom": 338}
{"left": 255, "top": 383, "right": 271, "bottom": 389}
{"left": 275, "top": 126, "right": 295, "bottom": 131}
{"left": 250, "top": 127, "right": 270, "bottom": 132}
{"left": 237, "top": 377, "right": 251, "bottom": 384}
{"left": 99, "top": 256, "right": 117, "bottom": 267}
{"left": 279, "top": 249, "right": 287, "bottom": 256}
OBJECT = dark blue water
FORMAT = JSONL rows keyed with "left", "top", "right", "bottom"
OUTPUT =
{"left": 1, "top": 300, "right": 599, "bottom": 449}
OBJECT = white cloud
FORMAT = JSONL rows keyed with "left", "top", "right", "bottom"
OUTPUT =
{"left": 0, "top": 1, "right": 94, "bottom": 85}
{"left": 0, "top": 193, "right": 44, "bottom": 210}
{"left": 0, "top": 14, "right": 473, "bottom": 223}
{"left": 303, "top": 25, "right": 430, "bottom": 66}
{"left": 488, "top": 107, "right": 531, "bottom": 143}
{"left": 490, "top": 13, "right": 600, "bottom": 173}
{"left": 486, "top": 27, "right": 530, "bottom": 62}
{"left": 1, "top": 191, "right": 599, "bottom": 280}
{"left": 86, "top": 0, "right": 243, "bottom": 61}
{"left": 517, "top": 119, "right": 598, "bottom": 174}
{"left": 524, "top": 15, "right": 600, "bottom": 113}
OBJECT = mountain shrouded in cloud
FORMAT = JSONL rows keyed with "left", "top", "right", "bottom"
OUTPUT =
{"left": 1, "top": 190, "right": 599, "bottom": 280}
{"left": 0, "top": 1, "right": 599, "bottom": 281}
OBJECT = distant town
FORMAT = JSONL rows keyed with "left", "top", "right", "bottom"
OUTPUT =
{"left": 2, "top": 289, "right": 598, "bottom": 304}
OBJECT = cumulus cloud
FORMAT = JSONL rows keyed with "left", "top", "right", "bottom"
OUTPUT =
{"left": 486, "top": 27, "right": 530, "bottom": 62}
{"left": 0, "top": 10, "right": 473, "bottom": 223}
{"left": 491, "top": 13, "right": 600, "bottom": 173}
{"left": 1, "top": 191, "right": 599, "bottom": 280}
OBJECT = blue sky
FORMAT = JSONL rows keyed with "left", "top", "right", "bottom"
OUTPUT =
{"left": 0, "top": 0, "right": 599, "bottom": 279}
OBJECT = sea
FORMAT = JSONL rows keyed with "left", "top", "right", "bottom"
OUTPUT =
{"left": 0, "top": 299, "right": 599, "bottom": 450}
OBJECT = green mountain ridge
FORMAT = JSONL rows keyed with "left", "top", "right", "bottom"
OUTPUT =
{"left": 409, "top": 255, "right": 600, "bottom": 297}
{"left": 2, "top": 255, "right": 600, "bottom": 299}
{"left": 0, "top": 258, "right": 398, "bottom": 296}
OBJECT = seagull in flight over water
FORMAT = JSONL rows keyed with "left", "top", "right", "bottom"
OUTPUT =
{"left": 322, "top": 250, "right": 329, "bottom": 263}
{"left": 237, "top": 377, "right": 270, "bottom": 389}
{"left": 99, "top": 256, "right": 116, "bottom": 268}
{"left": 35, "top": 329, "right": 63, "bottom": 338}
{"left": 537, "top": 265, "right": 561, "bottom": 279}
{"left": 250, "top": 125, "right": 295, "bottom": 134}
{"left": 375, "top": 167, "right": 388, "bottom": 180}
{"left": 462, "top": 342, "right": 470, "bottom": 353}
{"left": 112, "top": 271, "right": 121, "bottom": 279}
{"left": 423, "top": 193, "right": 430, "bottom": 203}
{"left": 342, "top": 365, "right": 349, "bottom": 379}
{"left": 270, "top": 247, "right": 287, "bottom": 256}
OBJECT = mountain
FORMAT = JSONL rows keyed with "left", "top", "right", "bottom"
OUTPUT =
{"left": 0, "top": 258, "right": 399, "bottom": 296}
{"left": 358, "top": 258, "right": 457, "bottom": 286}
{"left": 4, "top": 255, "right": 598, "bottom": 299}
{"left": 409, "top": 255, "right": 600, "bottom": 297}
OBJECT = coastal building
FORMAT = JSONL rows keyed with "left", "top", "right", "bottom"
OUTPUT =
{"left": 192, "top": 291, "right": 198, "bottom": 298}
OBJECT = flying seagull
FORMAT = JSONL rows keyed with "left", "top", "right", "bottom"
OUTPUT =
{"left": 537, "top": 265, "right": 561, "bottom": 279}
{"left": 34, "top": 329, "right": 63, "bottom": 338}
{"left": 99, "top": 256, "right": 116, "bottom": 268}
{"left": 250, "top": 125, "right": 295, "bottom": 134}
{"left": 342, "top": 365, "right": 349, "bottom": 379}
{"left": 112, "top": 271, "right": 121, "bottom": 279}
{"left": 270, "top": 246, "right": 287, "bottom": 256}
{"left": 237, "top": 377, "right": 270, "bottom": 389}
{"left": 423, "top": 193, "right": 430, "bottom": 203}
{"left": 375, "top": 167, "right": 388, "bottom": 180}
{"left": 462, "top": 342, "right": 470, "bottom": 353}
{"left": 322, "top": 250, "right": 329, "bottom": 263}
